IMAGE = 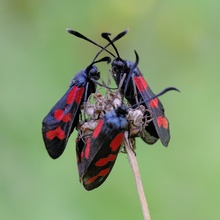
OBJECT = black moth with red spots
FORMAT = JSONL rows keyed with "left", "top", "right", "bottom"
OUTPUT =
{"left": 42, "top": 55, "right": 111, "bottom": 159}
{"left": 101, "top": 31, "right": 173, "bottom": 147}
{"left": 76, "top": 106, "right": 128, "bottom": 190}
{"left": 42, "top": 28, "right": 128, "bottom": 159}
{"left": 42, "top": 28, "right": 178, "bottom": 190}
{"left": 74, "top": 50, "right": 178, "bottom": 190}
{"left": 75, "top": 90, "right": 177, "bottom": 190}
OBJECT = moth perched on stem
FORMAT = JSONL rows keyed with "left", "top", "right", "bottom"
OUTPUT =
{"left": 42, "top": 28, "right": 180, "bottom": 220}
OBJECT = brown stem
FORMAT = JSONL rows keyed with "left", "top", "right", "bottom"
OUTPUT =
{"left": 124, "top": 132, "right": 151, "bottom": 220}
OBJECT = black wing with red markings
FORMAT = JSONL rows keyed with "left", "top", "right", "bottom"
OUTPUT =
{"left": 100, "top": 32, "right": 173, "bottom": 146}
{"left": 112, "top": 57, "right": 171, "bottom": 146}
{"left": 132, "top": 71, "right": 170, "bottom": 146}
{"left": 42, "top": 67, "right": 97, "bottom": 159}
{"left": 76, "top": 107, "right": 128, "bottom": 190}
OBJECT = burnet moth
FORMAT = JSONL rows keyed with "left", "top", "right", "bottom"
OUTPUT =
{"left": 42, "top": 28, "right": 179, "bottom": 191}
{"left": 70, "top": 29, "right": 176, "bottom": 147}
{"left": 42, "top": 28, "right": 129, "bottom": 159}
{"left": 100, "top": 30, "right": 174, "bottom": 147}
{"left": 75, "top": 54, "right": 179, "bottom": 190}
{"left": 76, "top": 105, "right": 129, "bottom": 190}
{"left": 42, "top": 31, "right": 112, "bottom": 159}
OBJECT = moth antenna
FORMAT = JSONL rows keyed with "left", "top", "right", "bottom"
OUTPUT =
{"left": 85, "top": 56, "right": 111, "bottom": 72}
{"left": 130, "top": 87, "right": 180, "bottom": 109}
{"left": 92, "top": 29, "right": 128, "bottom": 62}
{"left": 66, "top": 28, "right": 115, "bottom": 57}
{"left": 101, "top": 32, "right": 121, "bottom": 58}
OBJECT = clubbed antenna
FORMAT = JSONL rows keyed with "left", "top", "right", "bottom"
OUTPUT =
{"left": 101, "top": 33, "right": 120, "bottom": 57}
{"left": 85, "top": 56, "right": 111, "bottom": 72}
{"left": 66, "top": 28, "right": 115, "bottom": 57}
{"left": 131, "top": 87, "right": 180, "bottom": 109}
{"left": 92, "top": 29, "right": 128, "bottom": 61}
{"left": 66, "top": 28, "right": 128, "bottom": 62}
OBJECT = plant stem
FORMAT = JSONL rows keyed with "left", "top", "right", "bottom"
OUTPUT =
{"left": 124, "top": 132, "right": 151, "bottom": 220}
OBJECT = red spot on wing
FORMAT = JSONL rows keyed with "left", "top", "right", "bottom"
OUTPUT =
{"left": 110, "top": 133, "right": 124, "bottom": 152}
{"left": 66, "top": 87, "right": 85, "bottom": 105}
{"left": 54, "top": 109, "right": 64, "bottom": 121}
{"left": 80, "top": 138, "right": 91, "bottom": 159}
{"left": 92, "top": 120, "right": 104, "bottom": 138}
{"left": 62, "top": 113, "right": 72, "bottom": 122}
{"left": 66, "top": 87, "right": 77, "bottom": 104}
{"left": 150, "top": 98, "right": 158, "bottom": 108}
{"left": 85, "top": 168, "right": 110, "bottom": 185}
{"left": 95, "top": 154, "right": 117, "bottom": 167}
{"left": 157, "top": 116, "right": 168, "bottom": 129}
{"left": 80, "top": 151, "right": 84, "bottom": 159}
{"left": 133, "top": 76, "right": 148, "bottom": 92}
{"left": 75, "top": 87, "right": 85, "bottom": 104}
{"left": 46, "top": 126, "right": 65, "bottom": 140}
{"left": 84, "top": 138, "right": 91, "bottom": 159}
{"left": 54, "top": 110, "right": 71, "bottom": 122}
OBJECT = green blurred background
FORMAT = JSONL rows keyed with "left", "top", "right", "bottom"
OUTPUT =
{"left": 1, "top": 0, "right": 220, "bottom": 219}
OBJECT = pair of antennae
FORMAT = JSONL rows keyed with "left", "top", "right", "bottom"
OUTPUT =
{"left": 67, "top": 28, "right": 180, "bottom": 96}
{"left": 66, "top": 28, "right": 127, "bottom": 65}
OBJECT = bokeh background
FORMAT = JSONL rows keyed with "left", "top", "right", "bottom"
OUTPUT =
{"left": 1, "top": 0, "right": 220, "bottom": 219}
